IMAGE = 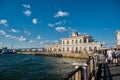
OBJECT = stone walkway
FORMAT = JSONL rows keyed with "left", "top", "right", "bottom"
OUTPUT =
{"left": 95, "top": 60, "right": 120, "bottom": 80}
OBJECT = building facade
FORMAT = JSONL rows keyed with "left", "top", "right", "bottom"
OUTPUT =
{"left": 45, "top": 32, "right": 102, "bottom": 54}
{"left": 45, "top": 43, "right": 62, "bottom": 53}
{"left": 116, "top": 30, "right": 120, "bottom": 48}
{"left": 61, "top": 32, "right": 102, "bottom": 53}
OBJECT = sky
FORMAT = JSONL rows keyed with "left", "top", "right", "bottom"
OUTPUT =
{"left": 0, "top": 0, "right": 120, "bottom": 48}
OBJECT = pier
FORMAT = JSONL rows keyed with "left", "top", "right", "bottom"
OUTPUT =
{"left": 62, "top": 54, "right": 120, "bottom": 80}
{"left": 62, "top": 55, "right": 98, "bottom": 80}
{"left": 95, "top": 63, "right": 120, "bottom": 80}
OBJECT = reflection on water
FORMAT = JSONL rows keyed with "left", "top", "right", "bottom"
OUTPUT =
{"left": 0, "top": 54, "right": 86, "bottom": 80}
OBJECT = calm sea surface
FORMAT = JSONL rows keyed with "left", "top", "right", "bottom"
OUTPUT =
{"left": 0, "top": 54, "right": 86, "bottom": 80}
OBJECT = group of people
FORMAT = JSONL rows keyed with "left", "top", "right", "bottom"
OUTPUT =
{"left": 106, "top": 48, "right": 119, "bottom": 66}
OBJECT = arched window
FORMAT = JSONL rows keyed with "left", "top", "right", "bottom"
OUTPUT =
{"left": 89, "top": 47, "right": 92, "bottom": 51}
{"left": 72, "top": 40, "right": 74, "bottom": 44}
{"left": 76, "top": 47, "right": 78, "bottom": 53}
{"left": 63, "top": 41, "right": 65, "bottom": 44}
{"left": 67, "top": 40, "right": 69, "bottom": 44}
{"left": 79, "top": 39, "right": 82, "bottom": 43}
{"left": 79, "top": 47, "right": 82, "bottom": 53}
{"left": 71, "top": 47, "right": 74, "bottom": 53}
{"left": 93, "top": 46, "right": 97, "bottom": 53}
{"left": 75, "top": 40, "right": 78, "bottom": 44}
{"left": 84, "top": 47, "right": 87, "bottom": 53}
{"left": 83, "top": 37, "right": 86, "bottom": 43}
{"left": 67, "top": 47, "right": 69, "bottom": 52}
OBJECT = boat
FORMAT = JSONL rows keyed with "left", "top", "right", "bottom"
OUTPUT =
{"left": 1, "top": 47, "right": 13, "bottom": 54}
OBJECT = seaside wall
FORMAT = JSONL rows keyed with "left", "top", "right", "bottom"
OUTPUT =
{"left": 16, "top": 51, "right": 94, "bottom": 59}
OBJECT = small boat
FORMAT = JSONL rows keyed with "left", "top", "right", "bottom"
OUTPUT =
{"left": 1, "top": 47, "right": 13, "bottom": 54}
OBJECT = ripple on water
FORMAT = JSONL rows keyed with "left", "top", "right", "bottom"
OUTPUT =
{"left": 0, "top": 54, "right": 86, "bottom": 80}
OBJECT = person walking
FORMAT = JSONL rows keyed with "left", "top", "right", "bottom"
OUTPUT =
{"left": 113, "top": 48, "right": 119, "bottom": 66}
{"left": 107, "top": 48, "right": 113, "bottom": 64}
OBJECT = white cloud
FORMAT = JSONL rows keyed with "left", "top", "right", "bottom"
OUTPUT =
{"left": 18, "top": 36, "right": 26, "bottom": 42}
{"left": 0, "top": 29, "right": 35, "bottom": 44}
{"left": 22, "top": 4, "right": 31, "bottom": 9}
{"left": 54, "top": 11, "right": 69, "bottom": 18}
{"left": 23, "top": 10, "right": 32, "bottom": 16}
{"left": 48, "top": 23, "right": 55, "bottom": 27}
{"left": 55, "top": 27, "right": 67, "bottom": 32}
{"left": 5, "top": 34, "right": 17, "bottom": 39}
{"left": 68, "top": 27, "right": 77, "bottom": 32}
{"left": 10, "top": 28, "right": 19, "bottom": 33}
{"left": 40, "top": 40, "right": 50, "bottom": 46}
{"left": 28, "top": 40, "right": 36, "bottom": 43}
{"left": 44, "top": 40, "right": 49, "bottom": 43}
{"left": 55, "top": 21, "right": 62, "bottom": 25}
{"left": 0, "top": 30, "right": 6, "bottom": 35}
{"left": 0, "top": 19, "right": 8, "bottom": 26}
{"left": 0, "top": 30, "right": 17, "bottom": 39}
{"left": 36, "top": 35, "right": 41, "bottom": 40}
{"left": 24, "top": 31, "right": 32, "bottom": 35}
{"left": 32, "top": 18, "right": 38, "bottom": 24}
{"left": 48, "top": 21, "right": 63, "bottom": 27}
{"left": 52, "top": 40, "right": 59, "bottom": 43}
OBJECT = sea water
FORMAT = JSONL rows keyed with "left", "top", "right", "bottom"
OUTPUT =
{"left": 0, "top": 54, "right": 86, "bottom": 80}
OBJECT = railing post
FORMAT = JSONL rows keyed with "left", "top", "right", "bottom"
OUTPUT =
{"left": 82, "top": 66, "right": 88, "bottom": 80}
{"left": 74, "top": 66, "right": 81, "bottom": 80}
{"left": 62, "top": 55, "right": 100, "bottom": 80}
{"left": 73, "top": 63, "right": 87, "bottom": 80}
{"left": 94, "top": 54, "right": 99, "bottom": 70}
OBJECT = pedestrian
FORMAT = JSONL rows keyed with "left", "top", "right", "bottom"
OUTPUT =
{"left": 113, "top": 48, "right": 119, "bottom": 66}
{"left": 104, "top": 49, "right": 108, "bottom": 63}
{"left": 107, "top": 48, "right": 113, "bottom": 64}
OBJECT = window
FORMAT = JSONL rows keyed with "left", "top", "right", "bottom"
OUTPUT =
{"left": 89, "top": 47, "right": 92, "bottom": 51}
{"left": 75, "top": 40, "right": 78, "bottom": 44}
{"left": 75, "top": 47, "right": 78, "bottom": 53}
{"left": 94, "top": 46, "right": 97, "bottom": 50}
{"left": 71, "top": 47, "right": 74, "bottom": 53}
{"left": 72, "top": 40, "right": 74, "bottom": 44}
{"left": 67, "top": 47, "right": 69, "bottom": 52}
{"left": 63, "top": 41, "right": 65, "bottom": 44}
{"left": 83, "top": 38, "right": 86, "bottom": 43}
{"left": 79, "top": 39, "right": 82, "bottom": 43}
{"left": 67, "top": 40, "right": 69, "bottom": 44}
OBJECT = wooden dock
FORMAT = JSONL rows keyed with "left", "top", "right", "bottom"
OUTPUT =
{"left": 95, "top": 62, "right": 120, "bottom": 80}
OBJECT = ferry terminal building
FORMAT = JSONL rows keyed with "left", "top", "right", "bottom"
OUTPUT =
{"left": 116, "top": 30, "right": 120, "bottom": 50}
{"left": 45, "top": 32, "right": 102, "bottom": 54}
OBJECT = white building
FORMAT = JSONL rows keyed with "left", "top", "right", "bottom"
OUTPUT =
{"left": 116, "top": 30, "right": 120, "bottom": 48}
{"left": 45, "top": 43, "right": 61, "bottom": 53}
{"left": 45, "top": 32, "right": 102, "bottom": 54}
{"left": 61, "top": 32, "right": 102, "bottom": 53}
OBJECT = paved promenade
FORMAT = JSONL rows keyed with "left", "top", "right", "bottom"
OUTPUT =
{"left": 95, "top": 60, "right": 120, "bottom": 80}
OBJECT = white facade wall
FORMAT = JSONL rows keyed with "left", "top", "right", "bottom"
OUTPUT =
{"left": 61, "top": 35, "right": 102, "bottom": 53}
{"left": 45, "top": 32, "right": 102, "bottom": 54}
{"left": 116, "top": 30, "right": 120, "bottom": 46}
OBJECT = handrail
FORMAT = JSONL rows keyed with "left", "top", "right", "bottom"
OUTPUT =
{"left": 62, "top": 55, "right": 98, "bottom": 80}
{"left": 62, "top": 66, "right": 82, "bottom": 80}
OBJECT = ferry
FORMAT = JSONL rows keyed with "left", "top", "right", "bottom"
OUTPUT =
{"left": 0, "top": 47, "right": 13, "bottom": 54}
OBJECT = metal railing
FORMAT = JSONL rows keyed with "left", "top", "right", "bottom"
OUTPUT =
{"left": 62, "top": 55, "right": 99, "bottom": 80}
